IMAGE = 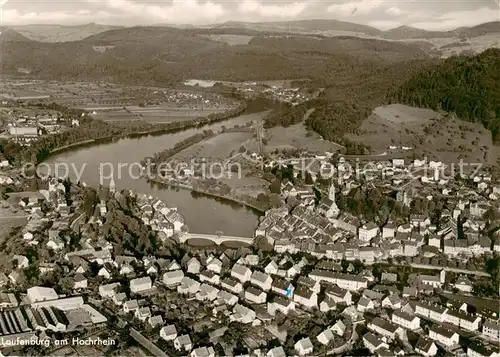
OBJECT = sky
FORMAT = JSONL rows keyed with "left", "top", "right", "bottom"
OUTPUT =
{"left": 0, "top": 0, "right": 498, "bottom": 31}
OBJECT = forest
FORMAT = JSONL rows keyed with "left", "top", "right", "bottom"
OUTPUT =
{"left": 388, "top": 48, "right": 500, "bottom": 143}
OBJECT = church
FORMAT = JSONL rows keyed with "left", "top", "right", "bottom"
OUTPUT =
{"left": 317, "top": 183, "right": 340, "bottom": 219}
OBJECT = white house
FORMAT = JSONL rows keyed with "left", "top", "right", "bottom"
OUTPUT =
{"left": 221, "top": 277, "right": 243, "bottom": 294}
{"left": 415, "top": 337, "right": 437, "bottom": 357}
{"left": 268, "top": 297, "right": 295, "bottom": 316}
{"left": 97, "top": 267, "right": 111, "bottom": 279}
{"left": 429, "top": 325, "right": 459, "bottom": 347}
{"left": 177, "top": 277, "right": 201, "bottom": 295}
{"left": 331, "top": 320, "right": 346, "bottom": 336}
{"left": 130, "top": 277, "right": 152, "bottom": 294}
{"left": 160, "top": 324, "right": 177, "bottom": 341}
{"left": 264, "top": 261, "right": 279, "bottom": 275}
{"left": 231, "top": 264, "right": 252, "bottom": 283}
{"left": 206, "top": 258, "right": 222, "bottom": 274}
{"left": 163, "top": 270, "right": 184, "bottom": 286}
{"left": 174, "top": 334, "right": 192, "bottom": 352}
{"left": 325, "top": 285, "right": 353, "bottom": 305}
{"left": 295, "top": 337, "right": 313, "bottom": 356}
{"left": 363, "top": 332, "right": 389, "bottom": 353}
{"left": 368, "top": 317, "right": 400, "bottom": 340}
{"left": 27, "top": 286, "right": 58, "bottom": 303}
{"left": 245, "top": 286, "right": 267, "bottom": 304}
{"left": 99, "top": 283, "right": 120, "bottom": 299}
{"left": 482, "top": 320, "right": 500, "bottom": 341}
{"left": 293, "top": 285, "right": 318, "bottom": 308}
{"left": 392, "top": 310, "right": 421, "bottom": 331}
{"left": 73, "top": 274, "right": 88, "bottom": 290}
{"left": 186, "top": 257, "right": 201, "bottom": 275}
{"left": 135, "top": 307, "right": 151, "bottom": 322}
{"left": 196, "top": 284, "right": 220, "bottom": 302}
{"left": 199, "top": 270, "right": 220, "bottom": 285}
{"left": 317, "top": 328, "right": 334, "bottom": 346}
{"left": 309, "top": 271, "right": 367, "bottom": 291}
{"left": 357, "top": 297, "right": 375, "bottom": 312}
{"left": 250, "top": 271, "right": 272, "bottom": 291}
{"left": 358, "top": 223, "right": 379, "bottom": 242}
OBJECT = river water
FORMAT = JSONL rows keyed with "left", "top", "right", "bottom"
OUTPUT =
{"left": 42, "top": 112, "right": 266, "bottom": 236}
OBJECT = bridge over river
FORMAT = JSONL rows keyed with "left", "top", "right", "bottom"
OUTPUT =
{"left": 179, "top": 233, "right": 254, "bottom": 246}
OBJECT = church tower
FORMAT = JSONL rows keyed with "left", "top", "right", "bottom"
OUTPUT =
{"left": 328, "top": 182, "right": 336, "bottom": 202}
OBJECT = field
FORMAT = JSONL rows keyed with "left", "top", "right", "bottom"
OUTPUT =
{"left": 263, "top": 121, "right": 344, "bottom": 154}
{"left": 173, "top": 132, "right": 254, "bottom": 160}
{"left": 202, "top": 34, "right": 254, "bottom": 45}
{"left": 0, "top": 204, "right": 27, "bottom": 244}
{"left": 346, "top": 104, "right": 500, "bottom": 165}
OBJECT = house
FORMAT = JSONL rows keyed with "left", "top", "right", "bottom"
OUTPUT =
{"left": 331, "top": 320, "right": 346, "bottom": 336}
{"left": 250, "top": 271, "right": 272, "bottom": 291}
{"left": 191, "top": 346, "right": 215, "bottom": 357}
{"left": 99, "top": 283, "right": 120, "bottom": 299}
{"left": 231, "top": 264, "right": 252, "bottom": 283}
{"left": 482, "top": 320, "right": 500, "bottom": 341}
{"left": 174, "top": 334, "right": 193, "bottom": 352}
{"left": 319, "top": 297, "right": 337, "bottom": 313}
{"left": 221, "top": 277, "right": 243, "bottom": 294}
{"left": 268, "top": 296, "right": 295, "bottom": 316}
{"left": 271, "top": 277, "right": 294, "bottom": 297}
{"left": 160, "top": 324, "right": 177, "bottom": 341}
{"left": 357, "top": 297, "right": 375, "bottom": 312}
{"left": 382, "top": 295, "right": 402, "bottom": 309}
{"left": 309, "top": 271, "right": 368, "bottom": 291}
{"left": 120, "top": 265, "right": 134, "bottom": 276}
{"left": 454, "top": 276, "right": 473, "bottom": 293}
{"left": 267, "top": 346, "right": 286, "bottom": 357}
{"left": 367, "top": 317, "right": 400, "bottom": 339}
{"left": 264, "top": 261, "right": 279, "bottom": 275}
{"left": 130, "top": 277, "right": 152, "bottom": 293}
{"left": 317, "top": 328, "right": 334, "bottom": 345}
{"left": 230, "top": 304, "right": 256, "bottom": 324}
{"left": 382, "top": 222, "right": 396, "bottom": 238}
{"left": 295, "top": 337, "right": 313, "bottom": 356}
{"left": 196, "top": 284, "right": 220, "bottom": 302}
{"left": 206, "top": 258, "right": 222, "bottom": 274}
{"left": 13, "top": 255, "right": 29, "bottom": 269}
{"left": 415, "top": 301, "right": 448, "bottom": 322}
{"left": 216, "top": 290, "right": 238, "bottom": 306}
{"left": 363, "top": 332, "right": 389, "bottom": 353}
{"left": 428, "top": 325, "right": 459, "bottom": 347}
{"left": 97, "top": 267, "right": 111, "bottom": 279}
{"left": 358, "top": 223, "right": 379, "bottom": 242}
{"left": 135, "top": 307, "right": 152, "bottom": 322}
{"left": 392, "top": 310, "right": 421, "bottom": 331}
{"left": 415, "top": 337, "right": 437, "bottom": 357}
{"left": 149, "top": 315, "right": 164, "bottom": 328}
{"left": 293, "top": 285, "right": 318, "bottom": 308}
{"left": 325, "top": 285, "right": 353, "bottom": 305}
{"left": 245, "top": 286, "right": 267, "bottom": 304}
{"left": 297, "top": 276, "right": 321, "bottom": 293}
{"left": 467, "top": 343, "right": 500, "bottom": 357}
{"left": 123, "top": 300, "right": 139, "bottom": 313}
{"left": 177, "top": 277, "right": 201, "bottom": 295}
{"left": 200, "top": 270, "right": 220, "bottom": 285}
{"left": 186, "top": 257, "right": 201, "bottom": 274}
{"left": 163, "top": 270, "right": 184, "bottom": 286}
{"left": 73, "top": 274, "right": 88, "bottom": 290}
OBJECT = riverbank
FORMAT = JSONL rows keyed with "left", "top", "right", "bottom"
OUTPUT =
{"left": 44, "top": 102, "right": 247, "bottom": 158}
{"left": 147, "top": 177, "right": 266, "bottom": 214}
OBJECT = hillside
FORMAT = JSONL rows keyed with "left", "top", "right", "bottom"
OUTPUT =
{"left": 388, "top": 48, "right": 500, "bottom": 142}
{"left": 11, "top": 23, "right": 124, "bottom": 42}
{"left": 0, "top": 28, "right": 32, "bottom": 42}
{"left": 384, "top": 22, "right": 500, "bottom": 40}
{"left": 0, "top": 26, "right": 430, "bottom": 85}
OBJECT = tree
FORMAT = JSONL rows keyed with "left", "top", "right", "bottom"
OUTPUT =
{"left": 270, "top": 179, "right": 281, "bottom": 194}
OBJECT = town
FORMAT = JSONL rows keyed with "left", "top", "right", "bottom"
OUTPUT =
{"left": 0, "top": 137, "right": 499, "bottom": 357}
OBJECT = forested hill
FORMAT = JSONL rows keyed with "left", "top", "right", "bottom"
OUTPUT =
{"left": 388, "top": 49, "right": 500, "bottom": 142}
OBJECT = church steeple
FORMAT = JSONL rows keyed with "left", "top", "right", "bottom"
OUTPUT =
{"left": 328, "top": 182, "right": 335, "bottom": 202}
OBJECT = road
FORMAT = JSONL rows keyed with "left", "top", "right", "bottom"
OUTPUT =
{"left": 0, "top": 215, "right": 28, "bottom": 220}
{"left": 70, "top": 212, "right": 86, "bottom": 231}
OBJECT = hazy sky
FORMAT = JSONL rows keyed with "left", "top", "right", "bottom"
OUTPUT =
{"left": 1, "top": 0, "right": 499, "bottom": 30}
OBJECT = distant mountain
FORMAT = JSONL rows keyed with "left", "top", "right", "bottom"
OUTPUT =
{"left": 11, "top": 23, "right": 124, "bottom": 42}
{"left": 212, "top": 19, "right": 383, "bottom": 37}
{"left": 384, "top": 21, "right": 500, "bottom": 40}
{"left": 0, "top": 25, "right": 429, "bottom": 86}
{"left": 0, "top": 27, "right": 32, "bottom": 42}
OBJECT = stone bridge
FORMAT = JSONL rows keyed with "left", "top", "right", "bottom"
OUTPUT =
{"left": 179, "top": 233, "right": 254, "bottom": 245}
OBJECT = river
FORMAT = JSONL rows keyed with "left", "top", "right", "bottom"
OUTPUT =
{"left": 41, "top": 112, "right": 266, "bottom": 236}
